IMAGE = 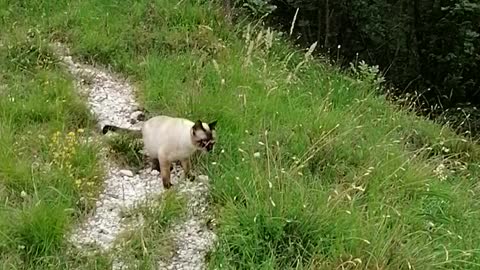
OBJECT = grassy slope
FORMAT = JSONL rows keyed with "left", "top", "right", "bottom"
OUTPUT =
{"left": 2, "top": 0, "right": 480, "bottom": 269}
{"left": 0, "top": 18, "right": 108, "bottom": 269}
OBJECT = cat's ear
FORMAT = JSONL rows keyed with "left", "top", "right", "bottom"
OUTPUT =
{"left": 208, "top": 120, "right": 217, "bottom": 130}
{"left": 192, "top": 120, "right": 205, "bottom": 140}
{"left": 193, "top": 120, "right": 204, "bottom": 131}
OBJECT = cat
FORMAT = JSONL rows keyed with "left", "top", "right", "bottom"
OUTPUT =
{"left": 102, "top": 115, "right": 217, "bottom": 188}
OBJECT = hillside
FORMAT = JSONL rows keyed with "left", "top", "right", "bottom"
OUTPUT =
{"left": 1, "top": 0, "right": 480, "bottom": 269}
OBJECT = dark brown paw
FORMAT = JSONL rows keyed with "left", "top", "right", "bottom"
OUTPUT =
{"left": 163, "top": 182, "right": 173, "bottom": 189}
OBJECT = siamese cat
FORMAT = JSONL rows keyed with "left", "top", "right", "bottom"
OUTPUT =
{"left": 102, "top": 115, "right": 217, "bottom": 189}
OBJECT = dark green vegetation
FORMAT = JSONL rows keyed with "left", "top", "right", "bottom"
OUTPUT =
{"left": 2, "top": 0, "right": 480, "bottom": 269}
{"left": 237, "top": 0, "right": 480, "bottom": 134}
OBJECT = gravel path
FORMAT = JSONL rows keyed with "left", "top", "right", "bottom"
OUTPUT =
{"left": 53, "top": 43, "right": 216, "bottom": 269}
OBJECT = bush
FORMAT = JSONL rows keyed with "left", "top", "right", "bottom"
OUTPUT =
{"left": 235, "top": 0, "right": 480, "bottom": 117}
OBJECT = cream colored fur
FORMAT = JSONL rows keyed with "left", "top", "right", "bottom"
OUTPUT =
{"left": 143, "top": 115, "right": 201, "bottom": 161}
{"left": 141, "top": 115, "right": 216, "bottom": 188}
{"left": 102, "top": 115, "right": 216, "bottom": 188}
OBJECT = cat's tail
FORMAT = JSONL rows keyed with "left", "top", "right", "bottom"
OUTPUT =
{"left": 102, "top": 125, "right": 142, "bottom": 137}
{"left": 102, "top": 110, "right": 146, "bottom": 137}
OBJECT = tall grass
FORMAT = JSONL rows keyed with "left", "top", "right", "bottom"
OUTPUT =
{"left": 2, "top": 0, "right": 480, "bottom": 269}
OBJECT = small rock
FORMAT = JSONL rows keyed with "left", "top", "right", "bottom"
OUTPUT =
{"left": 119, "top": 169, "right": 134, "bottom": 177}
{"left": 150, "top": 170, "right": 160, "bottom": 176}
{"left": 197, "top": 175, "right": 209, "bottom": 181}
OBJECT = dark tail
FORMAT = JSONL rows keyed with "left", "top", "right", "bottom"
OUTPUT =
{"left": 102, "top": 125, "right": 142, "bottom": 137}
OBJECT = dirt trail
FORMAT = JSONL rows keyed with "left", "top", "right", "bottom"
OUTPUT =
{"left": 53, "top": 43, "right": 215, "bottom": 269}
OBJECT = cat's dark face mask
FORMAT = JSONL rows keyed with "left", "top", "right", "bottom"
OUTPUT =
{"left": 200, "top": 139, "right": 215, "bottom": 152}
{"left": 192, "top": 119, "right": 217, "bottom": 153}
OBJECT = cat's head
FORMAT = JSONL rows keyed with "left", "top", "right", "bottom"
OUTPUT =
{"left": 191, "top": 120, "right": 217, "bottom": 152}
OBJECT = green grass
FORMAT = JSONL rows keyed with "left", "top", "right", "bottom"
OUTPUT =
{"left": 115, "top": 190, "right": 186, "bottom": 269}
{"left": 106, "top": 133, "right": 144, "bottom": 171}
{"left": 2, "top": 0, "right": 480, "bottom": 269}
{"left": 0, "top": 29, "right": 107, "bottom": 267}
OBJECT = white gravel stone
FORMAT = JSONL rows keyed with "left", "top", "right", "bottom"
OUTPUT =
{"left": 130, "top": 110, "right": 145, "bottom": 124}
{"left": 52, "top": 43, "right": 216, "bottom": 269}
{"left": 119, "top": 169, "right": 134, "bottom": 177}
{"left": 197, "top": 175, "right": 209, "bottom": 181}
